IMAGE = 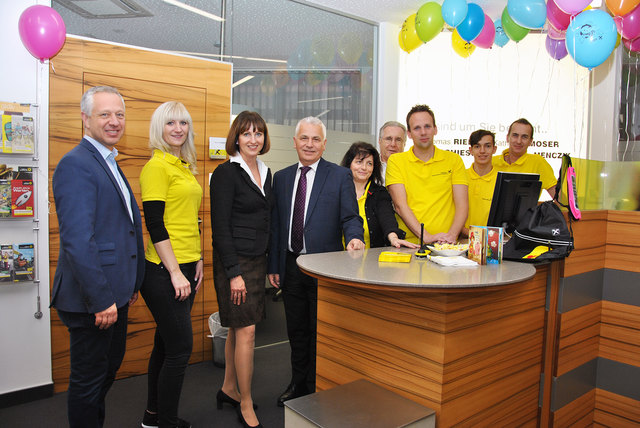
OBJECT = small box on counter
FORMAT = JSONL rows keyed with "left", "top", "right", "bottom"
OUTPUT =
{"left": 468, "top": 226, "right": 504, "bottom": 265}
{"left": 485, "top": 227, "right": 504, "bottom": 264}
{"left": 468, "top": 226, "right": 486, "bottom": 264}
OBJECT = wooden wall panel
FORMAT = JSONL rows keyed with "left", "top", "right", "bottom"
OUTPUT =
{"left": 563, "top": 211, "right": 607, "bottom": 277}
{"left": 556, "top": 302, "right": 601, "bottom": 376}
{"left": 594, "top": 389, "right": 640, "bottom": 427}
{"left": 49, "top": 37, "right": 230, "bottom": 392}
{"left": 605, "top": 211, "right": 640, "bottom": 273}
{"left": 551, "top": 389, "right": 595, "bottom": 428}
{"left": 600, "top": 301, "right": 640, "bottom": 367}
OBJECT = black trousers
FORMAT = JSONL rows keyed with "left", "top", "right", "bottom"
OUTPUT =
{"left": 283, "top": 251, "right": 318, "bottom": 393}
{"left": 57, "top": 305, "right": 129, "bottom": 428}
{"left": 141, "top": 260, "right": 197, "bottom": 428}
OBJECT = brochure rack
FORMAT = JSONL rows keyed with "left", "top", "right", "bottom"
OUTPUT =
{"left": 0, "top": 101, "right": 43, "bottom": 319}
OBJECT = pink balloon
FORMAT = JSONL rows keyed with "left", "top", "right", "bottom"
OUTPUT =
{"left": 554, "top": 0, "right": 591, "bottom": 14}
{"left": 472, "top": 14, "right": 496, "bottom": 48}
{"left": 623, "top": 36, "right": 640, "bottom": 51}
{"left": 615, "top": 3, "right": 640, "bottom": 41}
{"left": 547, "top": 22, "right": 567, "bottom": 40}
{"left": 547, "top": 0, "right": 573, "bottom": 31}
{"left": 18, "top": 5, "right": 66, "bottom": 62}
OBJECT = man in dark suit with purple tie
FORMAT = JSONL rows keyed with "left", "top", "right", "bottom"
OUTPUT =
{"left": 268, "top": 116, "right": 364, "bottom": 406}
{"left": 52, "top": 86, "right": 145, "bottom": 427}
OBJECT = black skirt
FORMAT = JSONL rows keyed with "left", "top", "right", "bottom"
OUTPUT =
{"left": 212, "top": 249, "right": 266, "bottom": 328}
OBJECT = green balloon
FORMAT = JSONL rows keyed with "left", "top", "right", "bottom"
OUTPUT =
{"left": 501, "top": 7, "right": 529, "bottom": 42}
{"left": 415, "top": 2, "right": 444, "bottom": 43}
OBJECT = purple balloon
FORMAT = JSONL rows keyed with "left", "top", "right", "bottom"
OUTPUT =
{"left": 18, "top": 5, "right": 66, "bottom": 62}
{"left": 615, "top": 3, "right": 640, "bottom": 41}
{"left": 546, "top": 35, "right": 568, "bottom": 59}
{"left": 547, "top": 0, "right": 573, "bottom": 31}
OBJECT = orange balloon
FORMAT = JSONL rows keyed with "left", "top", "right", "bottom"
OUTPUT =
{"left": 605, "top": 0, "right": 640, "bottom": 16}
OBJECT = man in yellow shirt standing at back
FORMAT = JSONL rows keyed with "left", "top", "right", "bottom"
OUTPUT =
{"left": 463, "top": 129, "right": 498, "bottom": 237}
{"left": 493, "top": 118, "right": 557, "bottom": 198}
{"left": 386, "top": 104, "right": 468, "bottom": 245}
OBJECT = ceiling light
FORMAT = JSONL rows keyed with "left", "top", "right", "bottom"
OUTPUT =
{"left": 298, "top": 96, "right": 343, "bottom": 104}
{"left": 173, "top": 51, "right": 286, "bottom": 64}
{"left": 232, "top": 76, "right": 254, "bottom": 87}
{"left": 162, "top": 0, "right": 224, "bottom": 22}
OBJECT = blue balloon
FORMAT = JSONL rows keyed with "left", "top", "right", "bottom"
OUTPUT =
{"left": 457, "top": 3, "right": 485, "bottom": 42}
{"left": 494, "top": 19, "right": 510, "bottom": 47}
{"left": 566, "top": 9, "right": 617, "bottom": 70}
{"left": 442, "top": 0, "right": 468, "bottom": 28}
{"left": 507, "top": 0, "right": 546, "bottom": 29}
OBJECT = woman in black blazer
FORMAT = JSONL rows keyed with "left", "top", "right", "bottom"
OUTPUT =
{"left": 210, "top": 111, "right": 272, "bottom": 428}
{"left": 341, "top": 142, "right": 418, "bottom": 249}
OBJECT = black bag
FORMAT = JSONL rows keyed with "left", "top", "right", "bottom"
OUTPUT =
{"left": 503, "top": 154, "right": 576, "bottom": 262}
{"left": 503, "top": 200, "right": 573, "bottom": 261}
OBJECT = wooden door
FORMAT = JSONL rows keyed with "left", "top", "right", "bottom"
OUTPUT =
{"left": 49, "top": 37, "right": 230, "bottom": 392}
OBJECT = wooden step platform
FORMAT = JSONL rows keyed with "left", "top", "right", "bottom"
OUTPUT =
{"left": 284, "top": 379, "right": 436, "bottom": 428}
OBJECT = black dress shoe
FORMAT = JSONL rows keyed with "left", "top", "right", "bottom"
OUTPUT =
{"left": 216, "top": 390, "right": 258, "bottom": 410}
{"left": 277, "top": 382, "right": 309, "bottom": 407}
{"left": 236, "top": 406, "right": 263, "bottom": 428}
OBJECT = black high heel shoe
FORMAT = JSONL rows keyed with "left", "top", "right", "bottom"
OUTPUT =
{"left": 216, "top": 390, "right": 258, "bottom": 410}
{"left": 236, "top": 406, "right": 263, "bottom": 428}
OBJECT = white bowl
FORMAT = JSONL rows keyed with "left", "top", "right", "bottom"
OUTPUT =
{"left": 426, "top": 245, "right": 468, "bottom": 257}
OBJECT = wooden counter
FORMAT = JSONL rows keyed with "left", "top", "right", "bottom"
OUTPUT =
{"left": 298, "top": 247, "right": 547, "bottom": 427}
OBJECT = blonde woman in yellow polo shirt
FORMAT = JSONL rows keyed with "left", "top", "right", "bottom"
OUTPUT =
{"left": 463, "top": 129, "right": 498, "bottom": 237}
{"left": 139, "top": 102, "right": 202, "bottom": 428}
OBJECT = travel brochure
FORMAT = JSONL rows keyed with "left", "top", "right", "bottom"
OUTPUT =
{"left": 0, "top": 242, "right": 35, "bottom": 283}
{"left": 0, "top": 102, "right": 34, "bottom": 154}
{"left": 0, "top": 165, "right": 34, "bottom": 217}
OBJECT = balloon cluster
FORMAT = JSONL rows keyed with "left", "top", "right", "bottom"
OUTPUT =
{"left": 399, "top": 0, "right": 640, "bottom": 70}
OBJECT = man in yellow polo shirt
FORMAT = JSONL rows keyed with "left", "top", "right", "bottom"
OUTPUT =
{"left": 463, "top": 129, "right": 498, "bottom": 237}
{"left": 493, "top": 118, "right": 557, "bottom": 198}
{"left": 386, "top": 104, "right": 468, "bottom": 245}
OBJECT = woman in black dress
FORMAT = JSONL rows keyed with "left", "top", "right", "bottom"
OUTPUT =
{"left": 210, "top": 111, "right": 272, "bottom": 428}
{"left": 341, "top": 142, "right": 417, "bottom": 249}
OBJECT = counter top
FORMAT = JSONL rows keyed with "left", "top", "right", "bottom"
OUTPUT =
{"left": 297, "top": 247, "right": 536, "bottom": 289}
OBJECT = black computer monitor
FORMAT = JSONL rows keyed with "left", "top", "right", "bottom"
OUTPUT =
{"left": 487, "top": 172, "right": 541, "bottom": 232}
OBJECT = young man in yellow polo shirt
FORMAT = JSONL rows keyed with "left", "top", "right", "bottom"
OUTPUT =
{"left": 463, "top": 129, "right": 498, "bottom": 237}
{"left": 386, "top": 104, "right": 468, "bottom": 245}
{"left": 493, "top": 118, "right": 557, "bottom": 198}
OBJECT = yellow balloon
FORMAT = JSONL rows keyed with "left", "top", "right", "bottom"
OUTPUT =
{"left": 401, "top": 14, "right": 423, "bottom": 53}
{"left": 399, "top": 28, "right": 409, "bottom": 52}
{"left": 452, "top": 29, "right": 476, "bottom": 58}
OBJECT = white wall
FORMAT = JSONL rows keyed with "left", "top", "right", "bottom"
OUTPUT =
{"left": 0, "top": 0, "right": 52, "bottom": 395}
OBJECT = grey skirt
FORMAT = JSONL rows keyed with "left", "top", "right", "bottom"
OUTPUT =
{"left": 212, "top": 249, "right": 266, "bottom": 328}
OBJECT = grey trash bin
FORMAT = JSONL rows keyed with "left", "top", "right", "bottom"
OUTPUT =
{"left": 208, "top": 312, "right": 228, "bottom": 368}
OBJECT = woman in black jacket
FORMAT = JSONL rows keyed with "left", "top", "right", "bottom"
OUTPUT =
{"left": 210, "top": 111, "right": 272, "bottom": 428}
{"left": 340, "top": 142, "right": 418, "bottom": 249}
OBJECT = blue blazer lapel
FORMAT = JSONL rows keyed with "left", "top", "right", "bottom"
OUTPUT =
{"left": 306, "top": 158, "right": 329, "bottom": 222}
{"left": 81, "top": 139, "right": 132, "bottom": 220}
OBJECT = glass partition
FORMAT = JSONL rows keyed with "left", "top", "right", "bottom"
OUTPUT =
{"left": 572, "top": 157, "right": 640, "bottom": 211}
{"left": 53, "top": 0, "right": 378, "bottom": 170}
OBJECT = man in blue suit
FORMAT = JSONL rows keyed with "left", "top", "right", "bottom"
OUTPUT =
{"left": 52, "top": 86, "right": 145, "bottom": 428}
{"left": 268, "top": 117, "right": 364, "bottom": 406}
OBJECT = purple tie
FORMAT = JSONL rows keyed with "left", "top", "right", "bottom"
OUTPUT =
{"left": 291, "top": 166, "right": 311, "bottom": 254}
